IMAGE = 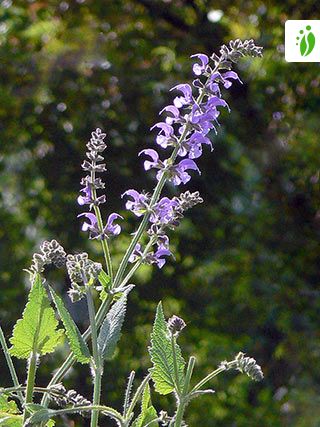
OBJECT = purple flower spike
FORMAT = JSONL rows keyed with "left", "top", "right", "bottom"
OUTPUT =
{"left": 122, "top": 189, "right": 149, "bottom": 217}
{"left": 170, "top": 159, "right": 201, "bottom": 185}
{"left": 191, "top": 54, "right": 209, "bottom": 76}
{"left": 104, "top": 213, "right": 122, "bottom": 237}
{"left": 171, "top": 84, "right": 193, "bottom": 108}
{"left": 77, "top": 184, "right": 93, "bottom": 206}
{"left": 139, "top": 149, "right": 161, "bottom": 171}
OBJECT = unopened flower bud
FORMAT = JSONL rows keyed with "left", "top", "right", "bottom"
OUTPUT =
{"left": 167, "top": 315, "right": 186, "bottom": 336}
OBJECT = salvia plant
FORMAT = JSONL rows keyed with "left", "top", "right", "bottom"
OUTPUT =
{"left": 0, "top": 39, "right": 264, "bottom": 427}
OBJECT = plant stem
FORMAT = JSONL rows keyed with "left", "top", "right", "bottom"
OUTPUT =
{"left": 94, "top": 204, "right": 114, "bottom": 282}
{"left": 191, "top": 365, "right": 231, "bottom": 393}
{"left": 86, "top": 285, "right": 103, "bottom": 427}
{"left": 171, "top": 334, "right": 182, "bottom": 395}
{"left": 174, "top": 398, "right": 186, "bottom": 427}
{"left": 23, "top": 351, "right": 38, "bottom": 422}
{"left": 0, "top": 326, "right": 23, "bottom": 403}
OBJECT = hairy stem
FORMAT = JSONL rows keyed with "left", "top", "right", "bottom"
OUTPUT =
{"left": 171, "top": 334, "right": 182, "bottom": 395}
{"left": 0, "top": 326, "right": 23, "bottom": 403}
{"left": 174, "top": 398, "right": 186, "bottom": 427}
{"left": 86, "top": 285, "right": 103, "bottom": 427}
{"left": 23, "top": 352, "right": 38, "bottom": 422}
{"left": 191, "top": 365, "right": 231, "bottom": 393}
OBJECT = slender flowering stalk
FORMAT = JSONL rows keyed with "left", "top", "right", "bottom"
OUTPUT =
{"left": 116, "top": 40, "right": 262, "bottom": 287}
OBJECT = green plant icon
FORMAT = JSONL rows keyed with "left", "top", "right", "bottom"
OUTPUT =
{"left": 296, "top": 25, "right": 316, "bottom": 57}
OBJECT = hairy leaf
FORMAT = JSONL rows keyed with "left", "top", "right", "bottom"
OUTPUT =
{"left": 49, "top": 287, "right": 91, "bottom": 364}
{"left": 9, "top": 274, "right": 63, "bottom": 359}
{"left": 98, "top": 270, "right": 111, "bottom": 301}
{"left": 0, "top": 395, "right": 22, "bottom": 426}
{"left": 148, "top": 302, "right": 185, "bottom": 395}
{"left": 97, "top": 288, "right": 132, "bottom": 360}
{"left": 132, "top": 383, "right": 158, "bottom": 427}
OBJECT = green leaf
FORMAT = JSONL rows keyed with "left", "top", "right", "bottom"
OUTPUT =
{"left": 0, "top": 395, "right": 22, "bottom": 426}
{"left": 26, "top": 408, "right": 52, "bottom": 424}
{"left": 9, "top": 274, "right": 63, "bottom": 359}
{"left": 132, "top": 383, "right": 158, "bottom": 427}
{"left": 98, "top": 270, "right": 111, "bottom": 301}
{"left": 49, "top": 287, "right": 91, "bottom": 364}
{"left": 97, "top": 288, "right": 132, "bottom": 360}
{"left": 0, "top": 414, "right": 22, "bottom": 426}
{"left": 148, "top": 302, "right": 185, "bottom": 395}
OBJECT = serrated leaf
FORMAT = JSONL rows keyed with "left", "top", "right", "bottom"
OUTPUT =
{"left": 9, "top": 274, "right": 63, "bottom": 359}
{"left": 0, "top": 395, "right": 19, "bottom": 414}
{"left": 97, "top": 288, "right": 132, "bottom": 360}
{"left": 49, "top": 287, "right": 91, "bottom": 364}
{"left": 26, "top": 408, "right": 52, "bottom": 424}
{"left": 132, "top": 383, "right": 158, "bottom": 427}
{"left": 148, "top": 302, "right": 185, "bottom": 395}
{"left": 98, "top": 270, "right": 110, "bottom": 289}
{"left": 0, "top": 414, "right": 22, "bottom": 426}
{"left": 0, "top": 395, "right": 22, "bottom": 426}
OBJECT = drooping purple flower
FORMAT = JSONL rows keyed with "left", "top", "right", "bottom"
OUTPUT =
{"left": 150, "top": 197, "right": 179, "bottom": 224}
{"left": 160, "top": 105, "right": 181, "bottom": 125}
{"left": 139, "top": 149, "right": 164, "bottom": 171}
{"left": 168, "top": 159, "right": 201, "bottom": 185}
{"left": 191, "top": 54, "right": 209, "bottom": 76}
{"left": 221, "top": 71, "right": 242, "bottom": 88}
{"left": 151, "top": 123, "right": 176, "bottom": 149}
{"left": 77, "top": 184, "right": 93, "bottom": 206}
{"left": 186, "top": 132, "right": 212, "bottom": 159}
{"left": 78, "top": 213, "right": 100, "bottom": 238}
{"left": 122, "top": 189, "right": 149, "bottom": 217}
{"left": 129, "top": 243, "right": 143, "bottom": 264}
{"left": 151, "top": 248, "right": 172, "bottom": 268}
{"left": 104, "top": 213, "right": 122, "bottom": 237}
{"left": 170, "top": 84, "right": 193, "bottom": 108}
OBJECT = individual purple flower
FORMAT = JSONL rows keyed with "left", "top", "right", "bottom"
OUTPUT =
{"left": 129, "top": 243, "right": 143, "bottom": 264}
{"left": 221, "top": 71, "right": 242, "bottom": 88}
{"left": 78, "top": 212, "right": 100, "bottom": 237}
{"left": 151, "top": 248, "right": 172, "bottom": 268}
{"left": 151, "top": 123, "right": 176, "bottom": 149}
{"left": 77, "top": 184, "right": 93, "bottom": 206}
{"left": 122, "top": 189, "right": 150, "bottom": 217}
{"left": 160, "top": 105, "right": 181, "bottom": 125}
{"left": 168, "top": 159, "right": 201, "bottom": 185}
{"left": 139, "top": 149, "right": 164, "bottom": 171}
{"left": 170, "top": 84, "right": 193, "bottom": 108}
{"left": 191, "top": 54, "right": 209, "bottom": 76}
{"left": 104, "top": 213, "right": 122, "bottom": 237}
{"left": 150, "top": 197, "right": 179, "bottom": 224}
{"left": 186, "top": 132, "right": 212, "bottom": 159}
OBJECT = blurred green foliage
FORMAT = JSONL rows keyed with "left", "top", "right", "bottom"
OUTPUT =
{"left": 1, "top": 1, "right": 320, "bottom": 426}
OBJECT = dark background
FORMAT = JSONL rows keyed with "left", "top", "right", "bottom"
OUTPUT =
{"left": 1, "top": 1, "right": 320, "bottom": 425}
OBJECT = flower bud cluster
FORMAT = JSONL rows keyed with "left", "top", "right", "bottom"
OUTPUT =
{"left": 66, "top": 253, "right": 102, "bottom": 302}
{"left": 30, "top": 240, "right": 66, "bottom": 275}
{"left": 167, "top": 315, "right": 186, "bottom": 336}
{"left": 49, "top": 383, "right": 91, "bottom": 416}
{"left": 219, "top": 39, "right": 263, "bottom": 64}
{"left": 220, "top": 352, "right": 264, "bottom": 382}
